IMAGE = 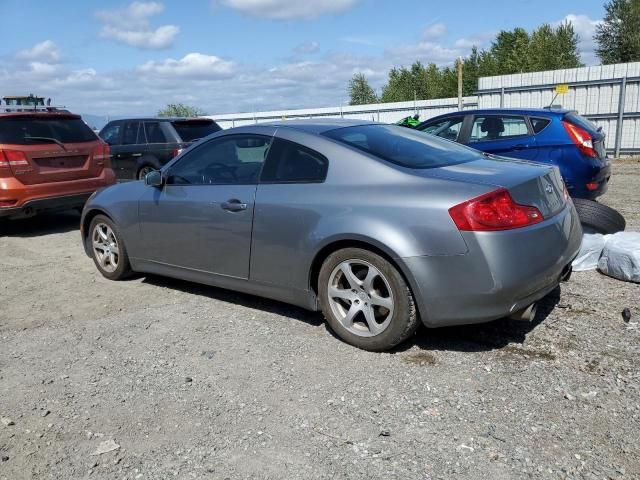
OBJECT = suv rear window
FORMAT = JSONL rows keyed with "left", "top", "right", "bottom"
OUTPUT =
{"left": 171, "top": 120, "right": 221, "bottom": 142}
{"left": 0, "top": 116, "right": 97, "bottom": 145}
{"left": 323, "top": 124, "right": 481, "bottom": 169}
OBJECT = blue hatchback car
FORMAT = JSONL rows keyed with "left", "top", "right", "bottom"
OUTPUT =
{"left": 416, "top": 108, "right": 611, "bottom": 200}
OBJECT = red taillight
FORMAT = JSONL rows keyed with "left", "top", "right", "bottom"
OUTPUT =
{"left": 449, "top": 188, "right": 544, "bottom": 231}
{"left": 0, "top": 149, "right": 29, "bottom": 168}
{"left": 585, "top": 182, "right": 599, "bottom": 191}
{"left": 562, "top": 120, "right": 596, "bottom": 158}
{"left": 92, "top": 143, "right": 111, "bottom": 168}
{"left": 171, "top": 148, "right": 183, "bottom": 158}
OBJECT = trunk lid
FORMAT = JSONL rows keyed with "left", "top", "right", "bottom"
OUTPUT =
{"left": 425, "top": 156, "right": 567, "bottom": 218}
{"left": 0, "top": 114, "right": 107, "bottom": 185}
{"left": 5, "top": 141, "right": 106, "bottom": 185}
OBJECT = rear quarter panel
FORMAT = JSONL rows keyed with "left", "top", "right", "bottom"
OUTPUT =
{"left": 249, "top": 128, "right": 492, "bottom": 292}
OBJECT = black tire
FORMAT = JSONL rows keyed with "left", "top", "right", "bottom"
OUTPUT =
{"left": 318, "top": 248, "right": 420, "bottom": 352}
{"left": 88, "top": 214, "right": 132, "bottom": 280}
{"left": 573, "top": 198, "right": 626, "bottom": 234}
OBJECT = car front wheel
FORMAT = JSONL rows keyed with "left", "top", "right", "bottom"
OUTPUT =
{"left": 89, "top": 214, "right": 132, "bottom": 280}
{"left": 318, "top": 248, "right": 419, "bottom": 351}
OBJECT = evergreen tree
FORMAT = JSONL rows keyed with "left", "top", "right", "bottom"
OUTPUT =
{"left": 595, "top": 0, "right": 640, "bottom": 64}
{"left": 348, "top": 73, "right": 378, "bottom": 105}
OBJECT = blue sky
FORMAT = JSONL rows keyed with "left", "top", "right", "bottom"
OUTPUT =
{"left": 0, "top": 0, "right": 605, "bottom": 117}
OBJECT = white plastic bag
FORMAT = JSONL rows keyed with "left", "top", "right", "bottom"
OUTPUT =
{"left": 597, "top": 232, "right": 640, "bottom": 283}
{"left": 572, "top": 233, "right": 608, "bottom": 272}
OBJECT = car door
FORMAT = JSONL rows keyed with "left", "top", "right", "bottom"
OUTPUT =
{"left": 250, "top": 135, "right": 329, "bottom": 290}
{"left": 99, "top": 121, "right": 123, "bottom": 174}
{"left": 142, "top": 121, "right": 175, "bottom": 167}
{"left": 112, "top": 120, "right": 145, "bottom": 180}
{"left": 417, "top": 116, "right": 465, "bottom": 142}
{"left": 464, "top": 114, "right": 539, "bottom": 161}
{"left": 137, "top": 133, "right": 272, "bottom": 279}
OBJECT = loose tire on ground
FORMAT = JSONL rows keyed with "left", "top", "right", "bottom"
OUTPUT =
{"left": 318, "top": 247, "right": 420, "bottom": 352}
{"left": 88, "top": 214, "right": 132, "bottom": 280}
{"left": 573, "top": 198, "right": 626, "bottom": 234}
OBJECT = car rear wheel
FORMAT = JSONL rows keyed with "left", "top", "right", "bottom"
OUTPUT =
{"left": 137, "top": 165, "right": 156, "bottom": 181}
{"left": 573, "top": 198, "right": 626, "bottom": 234}
{"left": 89, "top": 215, "right": 132, "bottom": 280}
{"left": 318, "top": 248, "right": 419, "bottom": 351}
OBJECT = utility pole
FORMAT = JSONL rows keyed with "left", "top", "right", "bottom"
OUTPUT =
{"left": 457, "top": 57, "right": 463, "bottom": 111}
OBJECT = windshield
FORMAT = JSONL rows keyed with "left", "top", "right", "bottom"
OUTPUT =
{"left": 323, "top": 124, "right": 482, "bottom": 169}
{"left": 0, "top": 117, "right": 97, "bottom": 145}
{"left": 171, "top": 120, "right": 221, "bottom": 142}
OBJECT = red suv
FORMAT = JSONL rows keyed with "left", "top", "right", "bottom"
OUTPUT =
{"left": 0, "top": 111, "right": 116, "bottom": 219}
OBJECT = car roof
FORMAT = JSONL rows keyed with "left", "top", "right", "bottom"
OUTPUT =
{"left": 106, "top": 117, "right": 215, "bottom": 123}
{"left": 425, "top": 108, "right": 571, "bottom": 122}
{"left": 258, "top": 118, "right": 377, "bottom": 134}
{"left": 0, "top": 111, "right": 80, "bottom": 119}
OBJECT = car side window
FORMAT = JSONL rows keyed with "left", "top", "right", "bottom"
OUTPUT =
{"left": 144, "top": 122, "right": 167, "bottom": 144}
{"left": 122, "top": 121, "right": 142, "bottom": 145}
{"left": 261, "top": 138, "right": 328, "bottom": 183}
{"left": 469, "top": 115, "right": 529, "bottom": 142}
{"left": 420, "top": 117, "right": 464, "bottom": 142}
{"left": 101, "top": 123, "right": 122, "bottom": 146}
{"left": 530, "top": 117, "right": 551, "bottom": 134}
{"left": 166, "top": 135, "right": 271, "bottom": 186}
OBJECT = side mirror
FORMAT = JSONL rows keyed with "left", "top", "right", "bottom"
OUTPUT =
{"left": 144, "top": 170, "right": 163, "bottom": 187}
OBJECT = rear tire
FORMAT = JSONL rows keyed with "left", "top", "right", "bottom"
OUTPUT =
{"left": 88, "top": 214, "right": 132, "bottom": 280}
{"left": 573, "top": 198, "right": 626, "bottom": 234}
{"left": 318, "top": 248, "right": 420, "bottom": 352}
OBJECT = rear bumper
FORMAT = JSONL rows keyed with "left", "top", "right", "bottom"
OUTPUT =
{"left": 0, "top": 192, "right": 93, "bottom": 218}
{"left": 0, "top": 169, "right": 115, "bottom": 218}
{"left": 568, "top": 161, "right": 611, "bottom": 200}
{"left": 401, "top": 203, "right": 583, "bottom": 327}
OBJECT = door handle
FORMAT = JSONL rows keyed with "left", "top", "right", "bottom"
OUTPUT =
{"left": 221, "top": 199, "right": 248, "bottom": 212}
{"left": 513, "top": 144, "right": 528, "bottom": 151}
{"left": 132, "top": 153, "right": 143, "bottom": 157}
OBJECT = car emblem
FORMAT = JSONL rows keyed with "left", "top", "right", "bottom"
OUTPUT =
{"left": 545, "top": 184, "right": 553, "bottom": 194}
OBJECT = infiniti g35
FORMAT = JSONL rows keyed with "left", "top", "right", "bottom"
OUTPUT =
{"left": 81, "top": 120, "right": 582, "bottom": 351}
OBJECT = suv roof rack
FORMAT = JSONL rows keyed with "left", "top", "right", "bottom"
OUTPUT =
{"left": 0, "top": 105, "right": 69, "bottom": 113}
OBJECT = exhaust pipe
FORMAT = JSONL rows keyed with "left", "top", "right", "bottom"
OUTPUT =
{"left": 509, "top": 303, "right": 538, "bottom": 322}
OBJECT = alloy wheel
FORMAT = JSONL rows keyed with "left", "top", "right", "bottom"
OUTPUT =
{"left": 327, "top": 259, "right": 394, "bottom": 337}
{"left": 92, "top": 223, "right": 120, "bottom": 273}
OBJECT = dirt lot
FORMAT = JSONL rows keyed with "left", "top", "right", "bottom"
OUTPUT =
{"left": 1, "top": 161, "right": 639, "bottom": 480}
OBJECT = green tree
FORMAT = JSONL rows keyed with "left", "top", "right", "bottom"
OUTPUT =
{"left": 158, "top": 103, "right": 206, "bottom": 117}
{"left": 529, "top": 22, "right": 582, "bottom": 70}
{"left": 348, "top": 73, "right": 378, "bottom": 105}
{"left": 595, "top": 0, "right": 640, "bottom": 64}
{"left": 490, "top": 28, "right": 531, "bottom": 74}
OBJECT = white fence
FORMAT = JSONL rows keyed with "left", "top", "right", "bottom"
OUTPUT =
{"left": 209, "top": 62, "right": 640, "bottom": 156}
{"left": 210, "top": 97, "right": 478, "bottom": 129}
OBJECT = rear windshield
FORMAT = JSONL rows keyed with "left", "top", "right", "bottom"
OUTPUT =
{"left": 323, "top": 124, "right": 482, "bottom": 169}
{"left": 171, "top": 120, "right": 221, "bottom": 142}
{"left": 565, "top": 112, "right": 599, "bottom": 133}
{"left": 0, "top": 116, "right": 98, "bottom": 145}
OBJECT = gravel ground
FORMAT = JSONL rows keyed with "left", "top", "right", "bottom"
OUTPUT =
{"left": 1, "top": 161, "right": 639, "bottom": 480}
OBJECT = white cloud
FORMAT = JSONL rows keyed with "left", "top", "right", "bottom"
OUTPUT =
{"left": 218, "top": 0, "right": 358, "bottom": 19}
{"left": 96, "top": 2, "right": 179, "bottom": 49}
{"left": 137, "top": 53, "right": 237, "bottom": 78}
{"left": 294, "top": 41, "right": 320, "bottom": 54}
{"left": 16, "top": 40, "right": 61, "bottom": 63}
{"left": 555, "top": 14, "right": 601, "bottom": 66}
{"left": 423, "top": 23, "right": 446, "bottom": 40}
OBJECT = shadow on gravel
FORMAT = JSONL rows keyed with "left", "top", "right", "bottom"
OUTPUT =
{"left": 143, "top": 273, "right": 561, "bottom": 353}
{"left": 0, "top": 210, "right": 81, "bottom": 238}
{"left": 142, "top": 274, "right": 325, "bottom": 328}
{"left": 399, "top": 286, "right": 562, "bottom": 353}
